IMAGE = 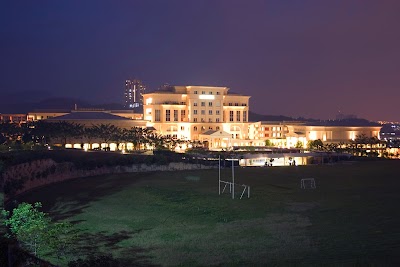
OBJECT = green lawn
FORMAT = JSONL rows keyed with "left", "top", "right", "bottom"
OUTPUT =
{"left": 16, "top": 160, "right": 400, "bottom": 266}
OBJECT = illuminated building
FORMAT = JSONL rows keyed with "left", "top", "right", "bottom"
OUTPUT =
{"left": 124, "top": 79, "right": 146, "bottom": 109}
{"left": 22, "top": 85, "right": 383, "bottom": 151}
{"left": 28, "top": 109, "right": 143, "bottom": 122}
{"left": 142, "top": 85, "right": 383, "bottom": 150}
{"left": 248, "top": 121, "right": 381, "bottom": 148}
{"left": 0, "top": 113, "right": 27, "bottom": 123}
{"left": 143, "top": 86, "right": 256, "bottom": 149}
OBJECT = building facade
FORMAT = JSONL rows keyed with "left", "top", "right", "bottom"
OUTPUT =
{"left": 142, "top": 86, "right": 383, "bottom": 150}
{"left": 20, "top": 85, "right": 383, "bottom": 151}
{"left": 142, "top": 86, "right": 253, "bottom": 148}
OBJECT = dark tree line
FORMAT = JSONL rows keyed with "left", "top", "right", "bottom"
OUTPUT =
{"left": 307, "top": 134, "right": 386, "bottom": 157}
{"left": 0, "top": 121, "right": 199, "bottom": 152}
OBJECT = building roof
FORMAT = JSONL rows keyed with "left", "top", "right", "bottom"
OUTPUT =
{"left": 199, "top": 130, "right": 231, "bottom": 137}
{"left": 31, "top": 109, "right": 71, "bottom": 113}
{"left": 304, "top": 120, "right": 381, "bottom": 127}
{"left": 47, "top": 112, "right": 131, "bottom": 121}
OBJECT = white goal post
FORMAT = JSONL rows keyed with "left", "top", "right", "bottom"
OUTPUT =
{"left": 218, "top": 156, "right": 251, "bottom": 199}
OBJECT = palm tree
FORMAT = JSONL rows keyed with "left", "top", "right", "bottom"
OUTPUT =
{"left": 93, "top": 124, "right": 119, "bottom": 150}
{"left": 83, "top": 126, "right": 99, "bottom": 150}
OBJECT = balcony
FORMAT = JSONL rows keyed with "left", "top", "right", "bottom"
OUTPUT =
{"left": 159, "top": 101, "right": 186, "bottom": 105}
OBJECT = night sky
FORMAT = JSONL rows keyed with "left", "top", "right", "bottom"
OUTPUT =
{"left": 1, "top": 1, "right": 399, "bottom": 121}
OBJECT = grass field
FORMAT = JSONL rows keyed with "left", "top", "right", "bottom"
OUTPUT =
{"left": 16, "top": 160, "right": 400, "bottom": 266}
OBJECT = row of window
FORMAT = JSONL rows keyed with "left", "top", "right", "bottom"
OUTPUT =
{"left": 193, "top": 110, "right": 220, "bottom": 115}
{"left": 257, "top": 126, "right": 287, "bottom": 131}
{"left": 155, "top": 110, "right": 186, "bottom": 122}
{"left": 193, "top": 126, "right": 221, "bottom": 132}
{"left": 193, "top": 101, "right": 219, "bottom": 107}
{"left": 226, "top": 103, "right": 247, "bottom": 106}
{"left": 262, "top": 133, "right": 282, "bottom": 138}
{"left": 193, "top": 118, "right": 221, "bottom": 123}
{"left": 154, "top": 109, "right": 248, "bottom": 123}
{"left": 228, "top": 111, "right": 247, "bottom": 122}
{"left": 194, "top": 91, "right": 221, "bottom": 95}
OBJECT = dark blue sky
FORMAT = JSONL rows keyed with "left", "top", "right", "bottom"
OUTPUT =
{"left": 1, "top": 1, "right": 400, "bottom": 121}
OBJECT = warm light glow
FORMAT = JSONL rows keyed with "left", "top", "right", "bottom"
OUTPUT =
{"left": 199, "top": 95, "right": 215, "bottom": 100}
{"left": 146, "top": 97, "right": 153, "bottom": 105}
{"left": 109, "top": 143, "right": 117, "bottom": 151}
{"left": 126, "top": 143, "right": 134, "bottom": 150}
{"left": 309, "top": 131, "right": 317, "bottom": 140}
{"left": 349, "top": 131, "right": 356, "bottom": 141}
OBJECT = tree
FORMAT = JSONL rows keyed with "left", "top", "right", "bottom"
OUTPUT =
{"left": 307, "top": 139, "right": 324, "bottom": 150}
{"left": 2, "top": 202, "right": 49, "bottom": 256}
{"left": 2, "top": 202, "right": 76, "bottom": 258}
{"left": 265, "top": 140, "right": 272, "bottom": 147}
{"left": 93, "top": 124, "right": 119, "bottom": 150}
{"left": 294, "top": 141, "right": 303, "bottom": 149}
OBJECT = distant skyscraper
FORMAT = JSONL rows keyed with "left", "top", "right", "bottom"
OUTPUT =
{"left": 124, "top": 79, "right": 146, "bottom": 109}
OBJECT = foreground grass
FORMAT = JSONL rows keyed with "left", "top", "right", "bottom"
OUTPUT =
{"left": 17, "top": 160, "right": 400, "bottom": 266}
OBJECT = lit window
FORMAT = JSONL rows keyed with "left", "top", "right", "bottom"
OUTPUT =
{"left": 155, "top": 110, "right": 161, "bottom": 122}
{"left": 181, "top": 110, "right": 186, "bottom": 121}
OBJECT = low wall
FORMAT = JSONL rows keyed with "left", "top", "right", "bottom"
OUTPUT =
{"left": 2, "top": 159, "right": 216, "bottom": 201}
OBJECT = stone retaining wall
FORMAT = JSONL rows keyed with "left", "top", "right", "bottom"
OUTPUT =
{"left": 2, "top": 160, "right": 216, "bottom": 200}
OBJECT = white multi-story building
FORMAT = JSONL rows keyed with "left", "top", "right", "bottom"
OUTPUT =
{"left": 143, "top": 86, "right": 259, "bottom": 149}
{"left": 26, "top": 85, "right": 382, "bottom": 151}
{"left": 143, "top": 85, "right": 382, "bottom": 150}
